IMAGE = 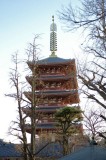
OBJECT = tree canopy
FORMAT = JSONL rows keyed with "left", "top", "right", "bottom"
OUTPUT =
{"left": 55, "top": 106, "right": 82, "bottom": 155}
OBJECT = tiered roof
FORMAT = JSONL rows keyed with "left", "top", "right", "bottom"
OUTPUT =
{"left": 27, "top": 56, "right": 75, "bottom": 69}
{"left": 37, "top": 56, "right": 74, "bottom": 65}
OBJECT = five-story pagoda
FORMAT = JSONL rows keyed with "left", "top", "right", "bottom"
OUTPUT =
{"left": 23, "top": 16, "right": 80, "bottom": 141}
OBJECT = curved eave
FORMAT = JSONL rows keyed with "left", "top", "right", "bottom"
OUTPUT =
{"left": 40, "top": 75, "right": 76, "bottom": 81}
{"left": 36, "top": 106, "right": 64, "bottom": 111}
{"left": 23, "top": 109, "right": 56, "bottom": 114}
{"left": 26, "top": 75, "right": 77, "bottom": 85}
{"left": 27, "top": 58, "right": 75, "bottom": 68}
{"left": 24, "top": 90, "right": 78, "bottom": 97}
{"left": 24, "top": 90, "right": 79, "bottom": 104}
{"left": 22, "top": 106, "right": 64, "bottom": 115}
{"left": 25, "top": 123, "right": 82, "bottom": 134}
{"left": 26, "top": 74, "right": 76, "bottom": 80}
{"left": 37, "top": 57, "right": 75, "bottom": 65}
{"left": 25, "top": 123, "right": 56, "bottom": 134}
{"left": 26, "top": 76, "right": 42, "bottom": 87}
{"left": 26, "top": 128, "right": 56, "bottom": 134}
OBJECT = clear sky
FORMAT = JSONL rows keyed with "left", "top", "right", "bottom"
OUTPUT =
{"left": 0, "top": 0, "right": 82, "bottom": 142}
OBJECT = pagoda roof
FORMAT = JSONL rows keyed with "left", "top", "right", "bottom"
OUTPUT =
{"left": 25, "top": 123, "right": 56, "bottom": 132}
{"left": 24, "top": 90, "right": 79, "bottom": 105}
{"left": 28, "top": 56, "right": 75, "bottom": 67}
{"left": 22, "top": 106, "right": 64, "bottom": 114}
{"left": 41, "top": 90, "right": 78, "bottom": 96}
{"left": 37, "top": 123, "right": 56, "bottom": 128}
{"left": 36, "top": 106, "right": 63, "bottom": 110}
{"left": 24, "top": 90, "right": 79, "bottom": 104}
{"left": 26, "top": 75, "right": 76, "bottom": 85}
{"left": 24, "top": 89, "right": 78, "bottom": 100}
{"left": 40, "top": 74, "right": 75, "bottom": 79}
{"left": 36, "top": 108, "right": 59, "bottom": 113}
{"left": 38, "top": 56, "right": 73, "bottom": 64}
{"left": 26, "top": 123, "right": 82, "bottom": 133}
{"left": 29, "top": 74, "right": 75, "bottom": 80}
{"left": 24, "top": 90, "right": 78, "bottom": 97}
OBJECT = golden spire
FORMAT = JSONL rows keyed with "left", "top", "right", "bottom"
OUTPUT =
{"left": 50, "top": 15, "right": 57, "bottom": 57}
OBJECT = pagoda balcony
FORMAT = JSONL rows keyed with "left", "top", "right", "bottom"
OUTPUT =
{"left": 37, "top": 122, "right": 56, "bottom": 125}
{"left": 26, "top": 74, "right": 76, "bottom": 82}
{"left": 39, "top": 74, "right": 76, "bottom": 80}
{"left": 37, "top": 104, "right": 65, "bottom": 107}
{"left": 24, "top": 89, "right": 78, "bottom": 97}
{"left": 22, "top": 105, "right": 64, "bottom": 115}
{"left": 24, "top": 90, "right": 79, "bottom": 105}
{"left": 25, "top": 123, "right": 83, "bottom": 134}
{"left": 25, "top": 122, "right": 56, "bottom": 127}
{"left": 25, "top": 122, "right": 57, "bottom": 134}
{"left": 41, "top": 72, "right": 65, "bottom": 76}
{"left": 26, "top": 74, "right": 78, "bottom": 90}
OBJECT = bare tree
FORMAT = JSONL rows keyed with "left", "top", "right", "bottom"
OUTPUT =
{"left": 59, "top": 0, "right": 106, "bottom": 138}
{"left": 25, "top": 35, "right": 42, "bottom": 160}
{"left": 6, "top": 53, "right": 29, "bottom": 160}
{"left": 6, "top": 35, "right": 42, "bottom": 160}
{"left": 83, "top": 109, "right": 105, "bottom": 140}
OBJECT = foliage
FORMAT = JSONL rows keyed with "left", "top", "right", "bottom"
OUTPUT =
{"left": 55, "top": 106, "right": 82, "bottom": 155}
{"left": 55, "top": 107, "right": 82, "bottom": 133}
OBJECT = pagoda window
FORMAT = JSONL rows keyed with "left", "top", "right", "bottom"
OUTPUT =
{"left": 71, "top": 66, "right": 74, "bottom": 71}
{"left": 45, "top": 83, "right": 49, "bottom": 88}
{"left": 50, "top": 98, "right": 56, "bottom": 103}
{"left": 57, "top": 82, "right": 61, "bottom": 87}
{"left": 47, "top": 68, "right": 50, "bottom": 73}
{"left": 51, "top": 82, "right": 56, "bottom": 88}
{"left": 37, "top": 120, "right": 42, "bottom": 124}
{"left": 57, "top": 67, "right": 62, "bottom": 73}
{"left": 56, "top": 68, "right": 60, "bottom": 73}
{"left": 52, "top": 114, "right": 54, "bottom": 118}
{"left": 43, "top": 119, "right": 48, "bottom": 123}
{"left": 48, "top": 119, "right": 53, "bottom": 122}
{"left": 44, "top": 100, "right": 47, "bottom": 103}
{"left": 44, "top": 98, "right": 48, "bottom": 104}
{"left": 50, "top": 114, "right": 54, "bottom": 118}
{"left": 58, "top": 67, "right": 61, "bottom": 71}
{"left": 66, "top": 66, "right": 68, "bottom": 69}
{"left": 51, "top": 68, "right": 55, "bottom": 73}
{"left": 41, "top": 68, "right": 46, "bottom": 74}
{"left": 58, "top": 98, "right": 62, "bottom": 103}
{"left": 42, "top": 116, "right": 48, "bottom": 120}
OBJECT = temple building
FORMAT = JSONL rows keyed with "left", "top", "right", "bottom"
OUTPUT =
{"left": 0, "top": 139, "right": 22, "bottom": 160}
{"left": 22, "top": 16, "right": 80, "bottom": 142}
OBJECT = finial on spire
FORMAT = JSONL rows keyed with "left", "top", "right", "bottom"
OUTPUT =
{"left": 50, "top": 15, "right": 57, "bottom": 57}
{"left": 52, "top": 15, "right": 54, "bottom": 22}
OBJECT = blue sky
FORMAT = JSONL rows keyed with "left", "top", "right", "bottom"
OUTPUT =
{"left": 0, "top": 0, "right": 82, "bottom": 142}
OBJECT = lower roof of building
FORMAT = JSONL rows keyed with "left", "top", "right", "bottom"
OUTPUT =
{"left": 0, "top": 139, "right": 22, "bottom": 157}
{"left": 58, "top": 145, "right": 106, "bottom": 160}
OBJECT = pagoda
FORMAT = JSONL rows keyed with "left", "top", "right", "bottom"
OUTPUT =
{"left": 23, "top": 16, "right": 80, "bottom": 141}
